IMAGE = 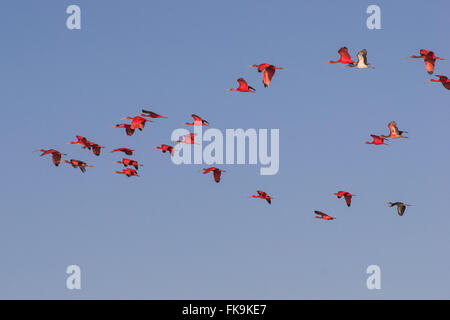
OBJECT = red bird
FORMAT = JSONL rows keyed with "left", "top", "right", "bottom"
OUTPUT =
{"left": 227, "top": 78, "right": 256, "bottom": 93}
{"left": 111, "top": 148, "right": 134, "bottom": 155}
{"left": 428, "top": 75, "right": 450, "bottom": 90}
{"left": 68, "top": 135, "right": 91, "bottom": 149}
{"left": 200, "top": 167, "right": 226, "bottom": 183}
{"left": 154, "top": 144, "right": 176, "bottom": 155}
{"left": 88, "top": 142, "right": 104, "bottom": 156}
{"left": 63, "top": 159, "right": 93, "bottom": 173}
{"left": 141, "top": 109, "right": 168, "bottom": 119}
{"left": 314, "top": 211, "right": 336, "bottom": 220}
{"left": 113, "top": 158, "right": 143, "bottom": 170}
{"left": 325, "top": 47, "right": 355, "bottom": 64}
{"left": 113, "top": 168, "right": 139, "bottom": 177}
{"left": 365, "top": 134, "right": 388, "bottom": 146}
{"left": 251, "top": 190, "right": 272, "bottom": 204}
{"left": 383, "top": 121, "right": 408, "bottom": 139}
{"left": 34, "top": 149, "right": 66, "bottom": 166}
{"left": 332, "top": 191, "right": 356, "bottom": 207}
{"left": 121, "top": 116, "right": 152, "bottom": 131}
{"left": 174, "top": 133, "right": 199, "bottom": 145}
{"left": 249, "top": 63, "right": 283, "bottom": 87}
{"left": 405, "top": 49, "right": 445, "bottom": 74}
{"left": 112, "top": 124, "right": 135, "bottom": 136}
{"left": 184, "top": 114, "right": 209, "bottom": 126}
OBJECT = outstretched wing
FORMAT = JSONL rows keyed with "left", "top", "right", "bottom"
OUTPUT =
{"left": 263, "top": 66, "right": 276, "bottom": 88}
{"left": 213, "top": 170, "right": 222, "bottom": 183}
{"left": 314, "top": 210, "right": 326, "bottom": 217}
{"left": 344, "top": 194, "right": 352, "bottom": 207}
{"left": 237, "top": 78, "right": 249, "bottom": 91}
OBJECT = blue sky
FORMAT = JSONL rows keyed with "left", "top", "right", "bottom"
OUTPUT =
{"left": 0, "top": 0, "right": 449, "bottom": 299}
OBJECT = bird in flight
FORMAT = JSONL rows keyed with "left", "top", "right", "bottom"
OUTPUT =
{"left": 249, "top": 63, "right": 283, "bottom": 87}
{"left": 154, "top": 144, "right": 176, "bottom": 155}
{"left": 428, "top": 75, "right": 450, "bottom": 90}
{"left": 113, "top": 158, "right": 143, "bottom": 170}
{"left": 251, "top": 190, "right": 272, "bottom": 204}
{"left": 34, "top": 149, "right": 66, "bottom": 167}
{"left": 383, "top": 121, "right": 408, "bottom": 139}
{"left": 200, "top": 167, "right": 226, "bottom": 183}
{"left": 332, "top": 191, "right": 356, "bottom": 207}
{"left": 112, "top": 124, "right": 135, "bottom": 136}
{"left": 346, "top": 49, "right": 376, "bottom": 69}
{"left": 68, "top": 135, "right": 91, "bottom": 149}
{"left": 89, "top": 142, "right": 105, "bottom": 156}
{"left": 121, "top": 115, "right": 152, "bottom": 131}
{"left": 184, "top": 114, "right": 209, "bottom": 126}
{"left": 113, "top": 168, "right": 139, "bottom": 177}
{"left": 63, "top": 159, "right": 93, "bottom": 173}
{"left": 325, "top": 47, "right": 355, "bottom": 64}
{"left": 111, "top": 148, "right": 134, "bottom": 155}
{"left": 405, "top": 49, "right": 445, "bottom": 74}
{"left": 174, "top": 133, "right": 199, "bottom": 145}
{"left": 314, "top": 210, "right": 336, "bottom": 220}
{"left": 141, "top": 109, "right": 168, "bottom": 119}
{"left": 227, "top": 78, "right": 256, "bottom": 93}
{"left": 386, "top": 202, "right": 412, "bottom": 216}
{"left": 365, "top": 134, "right": 388, "bottom": 146}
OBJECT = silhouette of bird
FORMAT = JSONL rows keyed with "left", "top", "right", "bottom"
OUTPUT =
{"left": 63, "top": 159, "right": 93, "bottom": 173}
{"left": 383, "top": 121, "right": 408, "bottom": 139}
{"left": 365, "top": 134, "right": 388, "bottom": 146}
{"left": 141, "top": 109, "right": 168, "bottom": 119}
{"left": 332, "top": 191, "right": 356, "bottom": 207}
{"left": 314, "top": 210, "right": 336, "bottom": 220}
{"left": 325, "top": 47, "right": 355, "bottom": 64}
{"left": 227, "top": 78, "right": 256, "bottom": 93}
{"left": 184, "top": 114, "right": 209, "bottom": 126}
{"left": 346, "top": 49, "right": 375, "bottom": 69}
{"left": 249, "top": 63, "right": 283, "bottom": 87}
{"left": 251, "top": 190, "right": 272, "bottom": 204}
{"left": 34, "top": 149, "right": 66, "bottom": 166}
{"left": 428, "top": 75, "right": 450, "bottom": 90}
{"left": 111, "top": 148, "right": 134, "bottom": 155}
{"left": 200, "top": 167, "right": 225, "bottom": 183}
{"left": 386, "top": 202, "right": 412, "bottom": 216}
{"left": 154, "top": 144, "right": 176, "bottom": 155}
{"left": 405, "top": 49, "right": 445, "bottom": 74}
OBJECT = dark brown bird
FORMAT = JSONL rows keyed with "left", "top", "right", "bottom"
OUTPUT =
{"left": 386, "top": 202, "right": 412, "bottom": 216}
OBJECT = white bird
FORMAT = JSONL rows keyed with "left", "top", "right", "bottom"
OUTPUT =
{"left": 345, "top": 49, "right": 375, "bottom": 69}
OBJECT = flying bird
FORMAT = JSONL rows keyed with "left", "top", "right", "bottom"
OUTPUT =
{"left": 314, "top": 210, "right": 336, "bottom": 220}
{"left": 383, "top": 121, "right": 408, "bottom": 139}
{"left": 113, "top": 168, "right": 139, "bottom": 177}
{"left": 89, "top": 143, "right": 104, "bottom": 156}
{"left": 365, "top": 134, "right": 388, "bottom": 146}
{"left": 200, "top": 167, "right": 226, "bottom": 183}
{"left": 184, "top": 114, "right": 209, "bottom": 126}
{"left": 111, "top": 148, "right": 134, "bottom": 155}
{"left": 405, "top": 49, "right": 445, "bottom": 74}
{"left": 346, "top": 49, "right": 375, "bottom": 69}
{"left": 113, "top": 158, "right": 143, "bottom": 170}
{"left": 174, "top": 133, "right": 199, "bottom": 145}
{"left": 428, "top": 75, "right": 450, "bottom": 90}
{"left": 154, "top": 144, "right": 176, "bottom": 155}
{"left": 227, "top": 78, "right": 256, "bottom": 93}
{"left": 63, "top": 159, "right": 93, "bottom": 173}
{"left": 332, "top": 191, "right": 356, "bottom": 207}
{"left": 386, "top": 202, "right": 412, "bottom": 216}
{"left": 68, "top": 136, "right": 91, "bottom": 149}
{"left": 325, "top": 47, "right": 355, "bottom": 64}
{"left": 112, "top": 124, "right": 135, "bottom": 136}
{"left": 34, "top": 149, "right": 66, "bottom": 167}
{"left": 141, "top": 109, "right": 168, "bottom": 119}
{"left": 249, "top": 63, "right": 283, "bottom": 87}
{"left": 121, "top": 116, "right": 152, "bottom": 131}
{"left": 251, "top": 190, "right": 272, "bottom": 204}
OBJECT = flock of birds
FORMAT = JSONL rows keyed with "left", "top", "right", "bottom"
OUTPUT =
{"left": 34, "top": 47, "right": 448, "bottom": 220}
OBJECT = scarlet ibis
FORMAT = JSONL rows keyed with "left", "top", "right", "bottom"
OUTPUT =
{"left": 68, "top": 136, "right": 91, "bottom": 149}
{"left": 428, "top": 75, "right": 450, "bottom": 90}
{"left": 386, "top": 202, "right": 412, "bottom": 216}
{"left": 227, "top": 78, "right": 256, "bottom": 93}
{"left": 383, "top": 121, "right": 408, "bottom": 139}
{"left": 154, "top": 144, "right": 176, "bottom": 155}
{"left": 141, "top": 110, "right": 168, "bottom": 119}
{"left": 325, "top": 47, "right": 355, "bottom": 64}
{"left": 113, "top": 168, "right": 139, "bottom": 177}
{"left": 89, "top": 143, "right": 104, "bottom": 156}
{"left": 34, "top": 149, "right": 66, "bottom": 167}
{"left": 112, "top": 124, "right": 135, "bottom": 136}
{"left": 332, "top": 191, "right": 356, "bottom": 207}
{"left": 405, "top": 49, "right": 444, "bottom": 74}
{"left": 346, "top": 49, "right": 375, "bottom": 69}
{"left": 249, "top": 63, "right": 283, "bottom": 87}
{"left": 121, "top": 116, "right": 152, "bottom": 131}
{"left": 184, "top": 114, "right": 209, "bottom": 126}
{"left": 113, "top": 158, "right": 143, "bottom": 170}
{"left": 200, "top": 167, "right": 225, "bottom": 183}
{"left": 365, "top": 134, "right": 388, "bottom": 146}
{"left": 63, "top": 159, "right": 93, "bottom": 173}
{"left": 314, "top": 211, "right": 336, "bottom": 220}
{"left": 251, "top": 190, "right": 272, "bottom": 204}
{"left": 174, "top": 133, "right": 199, "bottom": 145}
{"left": 111, "top": 148, "right": 134, "bottom": 155}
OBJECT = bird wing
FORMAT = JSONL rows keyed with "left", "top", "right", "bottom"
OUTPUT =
{"left": 357, "top": 49, "right": 368, "bottom": 65}
{"left": 419, "top": 49, "right": 432, "bottom": 56}
{"left": 424, "top": 59, "right": 436, "bottom": 74}
{"left": 388, "top": 121, "right": 399, "bottom": 136}
{"left": 52, "top": 153, "right": 61, "bottom": 166}
{"left": 237, "top": 78, "right": 249, "bottom": 90}
{"left": 142, "top": 110, "right": 159, "bottom": 118}
{"left": 314, "top": 210, "right": 326, "bottom": 217}
{"left": 263, "top": 66, "right": 276, "bottom": 87}
{"left": 338, "top": 47, "right": 352, "bottom": 61}
{"left": 213, "top": 170, "right": 221, "bottom": 183}
{"left": 257, "top": 190, "right": 265, "bottom": 196}
{"left": 398, "top": 205, "right": 406, "bottom": 216}
{"left": 344, "top": 193, "right": 352, "bottom": 207}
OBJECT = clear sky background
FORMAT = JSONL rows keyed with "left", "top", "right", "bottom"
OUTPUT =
{"left": 0, "top": 0, "right": 449, "bottom": 299}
